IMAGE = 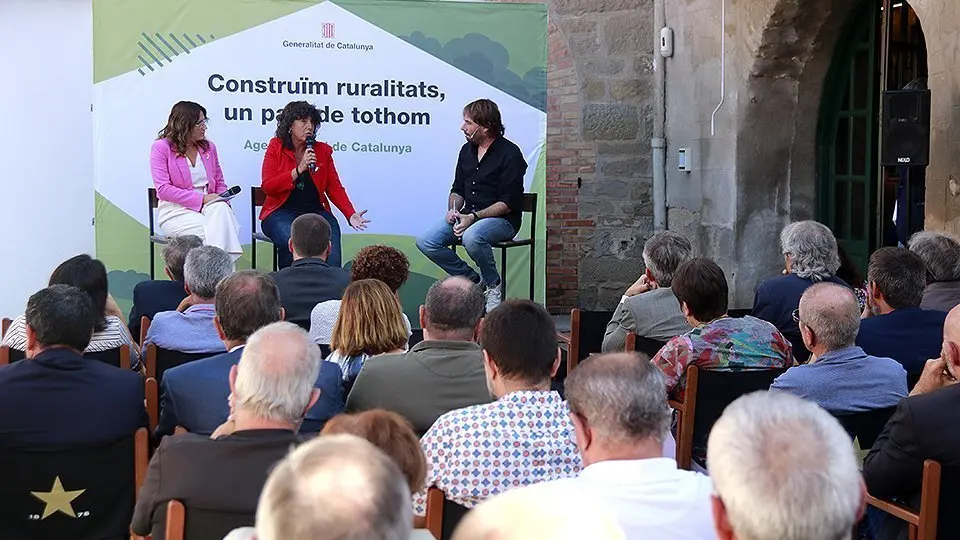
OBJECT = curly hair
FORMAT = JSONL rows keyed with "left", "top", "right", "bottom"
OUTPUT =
{"left": 275, "top": 100, "right": 322, "bottom": 150}
{"left": 157, "top": 101, "right": 209, "bottom": 157}
{"left": 350, "top": 245, "right": 410, "bottom": 292}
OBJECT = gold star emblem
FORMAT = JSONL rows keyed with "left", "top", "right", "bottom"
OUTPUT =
{"left": 30, "top": 476, "right": 85, "bottom": 519}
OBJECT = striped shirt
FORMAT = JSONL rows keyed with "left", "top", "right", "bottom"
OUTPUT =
{"left": 1, "top": 314, "right": 140, "bottom": 370}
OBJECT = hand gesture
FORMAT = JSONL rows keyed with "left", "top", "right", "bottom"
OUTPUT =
{"left": 626, "top": 274, "right": 657, "bottom": 297}
{"left": 445, "top": 209, "right": 460, "bottom": 224}
{"left": 349, "top": 210, "right": 370, "bottom": 231}
{"left": 910, "top": 357, "right": 956, "bottom": 396}
{"left": 453, "top": 213, "right": 476, "bottom": 236}
{"left": 202, "top": 193, "right": 220, "bottom": 205}
{"left": 298, "top": 147, "right": 316, "bottom": 173}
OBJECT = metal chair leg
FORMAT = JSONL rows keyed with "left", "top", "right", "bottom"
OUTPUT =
{"left": 529, "top": 242, "right": 535, "bottom": 301}
{"left": 149, "top": 242, "right": 155, "bottom": 280}
{"left": 501, "top": 247, "right": 507, "bottom": 298}
{"left": 273, "top": 245, "right": 279, "bottom": 271}
{"left": 252, "top": 235, "right": 258, "bottom": 270}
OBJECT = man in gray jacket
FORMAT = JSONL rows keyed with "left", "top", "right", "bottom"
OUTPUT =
{"left": 346, "top": 276, "right": 490, "bottom": 436}
{"left": 602, "top": 231, "right": 693, "bottom": 352}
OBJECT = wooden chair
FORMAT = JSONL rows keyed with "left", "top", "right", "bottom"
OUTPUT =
{"left": 1, "top": 317, "right": 10, "bottom": 339}
{"left": 625, "top": 332, "right": 667, "bottom": 358}
{"left": 423, "top": 487, "right": 470, "bottom": 540}
{"left": 567, "top": 309, "right": 615, "bottom": 374}
{"left": 452, "top": 193, "right": 538, "bottom": 301}
{"left": 669, "top": 365, "right": 788, "bottom": 470}
{"left": 833, "top": 406, "right": 897, "bottom": 451}
{"left": 144, "top": 343, "right": 213, "bottom": 384}
{"left": 145, "top": 377, "right": 159, "bottom": 432}
{"left": 866, "top": 459, "right": 941, "bottom": 540}
{"left": 148, "top": 187, "right": 170, "bottom": 280}
{"left": 251, "top": 187, "right": 278, "bottom": 271}
{"left": 140, "top": 316, "right": 151, "bottom": 348}
{"left": 162, "top": 498, "right": 255, "bottom": 540}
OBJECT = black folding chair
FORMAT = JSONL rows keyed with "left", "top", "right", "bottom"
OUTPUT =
{"left": 834, "top": 406, "right": 897, "bottom": 450}
{"left": 161, "top": 499, "right": 255, "bottom": 540}
{"left": 408, "top": 328, "right": 424, "bottom": 349}
{"left": 625, "top": 332, "right": 667, "bottom": 358}
{"left": 144, "top": 344, "right": 214, "bottom": 384}
{"left": 0, "top": 346, "right": 130, "bottom": 369}
{"left": 251, "top": 187, "right": 278, "bottom": 271}
{"left": 148, "top": 188, "right": 170, "bottom": 280}
{"left": 567, "top": 309, "right": 616, "bottom": 374}
{"left": 670, "top": 366, "right": 788, "bottom": 470}
{"left": 0, "top": 428, "right": 148, "bottom": 540}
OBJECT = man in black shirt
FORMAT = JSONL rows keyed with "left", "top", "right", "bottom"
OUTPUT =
{"left": 416, "top": 99, "right": 527, "bottom": 312}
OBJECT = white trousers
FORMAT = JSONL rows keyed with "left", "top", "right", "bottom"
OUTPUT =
{"left": 159, "top": 201, "right": 243, "bottom": 260}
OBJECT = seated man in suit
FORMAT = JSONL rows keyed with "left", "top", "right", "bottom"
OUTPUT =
{"left": 145, "top": 245, "right": 234, "bottom": 354}
{"left": 908, "top": 231, "right": 960, "bottom": 312}
{"left": 269, "top": 214, "right": 349, "bottom": 331}
{"left": 602, "top": 230, "right": 693, "bottom": 352}
{"left": 128, "top": 234, "right": 202, "bottom": 341}
{"left": 346, "top": 276, "right": 491, "bottom": 436}
{"left": 863, "top": 303, "right": 960, "bottom": 540}
{"left": 771, "top": 282, "right": 907, "bottom": 414}
{"left": 132, "top": 321, "right": 322, "bottom": 539}
{"left": 857, "top": 247, "right": 947, "bottom": 378}
{"left": 0, "top": 284, "right": 147, "bottom": 449}
{"left": 652, "top": 258, "right": 793, "bottom": 400}
{"left": 157, "top": 271, "right": 343, "bottom": 438}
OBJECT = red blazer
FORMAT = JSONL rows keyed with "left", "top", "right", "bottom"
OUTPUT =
{"left": 259, "top": 137, "right": 356, "bottom": 221}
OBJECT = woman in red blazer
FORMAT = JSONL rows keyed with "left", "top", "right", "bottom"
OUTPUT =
{"left": 260, "top": 101, "right": 369, "bottom": 268}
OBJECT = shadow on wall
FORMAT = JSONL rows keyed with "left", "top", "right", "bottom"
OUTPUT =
{"left": 402, "top": 31, "right": 547, "bottom": 112}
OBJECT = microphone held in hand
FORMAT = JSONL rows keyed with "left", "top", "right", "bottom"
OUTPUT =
{"left": 218, "top": 185, "right": 242, "bottom": 199}
{"left": 305, "top": 135, "right": 317, "bottom": 171}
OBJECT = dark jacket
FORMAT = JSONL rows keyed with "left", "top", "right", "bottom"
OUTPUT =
{"left": 856, "top": 307, "right": 947, "bottom": 376}
{"left": 752, "top": 273, "right": 849, "bottom": 363}
{"left": 863, "top": 384, "right": 960, "bottom": 540}
{"left": 157, "top": 347, "right": 344, "bottom": 438}
{"left": 920, "top": 281, "right": 960, "bottom": 312}
{"left": 270, "top": 258, "right": 350, "bottom": 330}
{"left": 128, "top": 279, "right": 189, "bottom": 341}
{"left": 131, "top": 429, "right": 300, "bottom": 538}
{"left": 0, "top": 348, "right": 148, "bottom": 450}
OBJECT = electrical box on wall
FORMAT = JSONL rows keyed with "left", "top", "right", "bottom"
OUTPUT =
{"left": 660, "top": 27, "right": 674, "bottom": 58}
{"left": 678, "top": 148, "right": 690, "bottom": 171}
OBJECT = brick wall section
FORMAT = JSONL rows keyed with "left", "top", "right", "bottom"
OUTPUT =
{"left": 546, "top": 20, "right": 594, "bottom": 313}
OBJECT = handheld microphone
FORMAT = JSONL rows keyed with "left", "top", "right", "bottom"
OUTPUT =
{"left": 305, "top": 135, "right": 317, "bottom": 171}
{"left": 218, "top": 185, "right": 241, "bottom": 198}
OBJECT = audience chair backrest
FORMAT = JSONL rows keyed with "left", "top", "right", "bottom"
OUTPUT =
{"left": 424, "top": 487, "right": 470, "bottom": 540}
{"left": 145, "top": 378, "right": 159, "bottom": 433}
{"left": 727, "top": 308, "right": 751, "bottom": 318}
{"left": 625, "top": 332, "right": 667, "bottom": 357}
{"left": 1, "top": 317, "right": 11, "bottom": 339}
{"left": 834, "top": 407, "right": 897, "bottom": 451}
{"left": 161, "top": 499, "right": 255, "bottom": 540}
{"left": 0, "top": 346, "right": 128, "bottom": 369}
{"left": 0, "top": 427, "right": 148, "bottom": 540}
{"left": 866, "top": 459, "right": 941, "bottom": 540}
{"left": 409, "top": 328, "right": 425, "bottom": 350}
{"left": 145, "top": 344, "right": 213, "bottom": 383}
{"left": 568, "top": 309, "right": 616, "bottom": 373}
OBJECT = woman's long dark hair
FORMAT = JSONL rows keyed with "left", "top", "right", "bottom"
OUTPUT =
{"left": 275, "top": 101, "right": 321, "bottom": 150}
{"left": 48, "top": 254, "right": 109, "bottom": 332}
{"left": 157, "top": 101, "right": 209, "bottom": 157}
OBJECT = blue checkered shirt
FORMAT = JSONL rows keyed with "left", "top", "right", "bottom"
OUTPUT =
{"left": 413, "top": 390, "right": 581, "bottom": 515}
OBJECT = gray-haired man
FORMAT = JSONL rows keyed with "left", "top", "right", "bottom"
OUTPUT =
{"left": 536, "top": 353, "right": 715, "bottom": 539}
{"left": 129, "top": 234, "right": 203, "bottom": 340}
{"left": 602, "top": 231, "right": 693, "bottom": 352}
{"left": 144, "top": 245, "right": 234, "bottom": 353}
{"left": 909, "top": 231, "right": 960, "bottom": 311}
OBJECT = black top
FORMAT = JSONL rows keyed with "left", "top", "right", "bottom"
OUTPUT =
{"left": 451, "top": 136, "right": 526, "bottom": 232}
{"left": 282, "top": 169, "right": 322, "bottom": 214}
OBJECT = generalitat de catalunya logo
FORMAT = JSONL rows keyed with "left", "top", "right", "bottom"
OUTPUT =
{"left": 322, "top": 22, "right": 335, "bottom": 39}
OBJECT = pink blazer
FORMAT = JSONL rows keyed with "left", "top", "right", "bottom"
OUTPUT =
{"left": 150, "top": 138, "right": 228, "bottom": 212}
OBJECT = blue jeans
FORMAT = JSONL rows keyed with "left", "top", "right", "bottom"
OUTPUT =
{"left": 416, "top": 217, "right": 515, "bottom": 286}
{"left": 262, "top": 208, "right": 342, "bottom": 269}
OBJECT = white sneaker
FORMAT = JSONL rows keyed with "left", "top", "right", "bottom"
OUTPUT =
{"left": 484, "top": 282, "right": 502, "bottom": 313}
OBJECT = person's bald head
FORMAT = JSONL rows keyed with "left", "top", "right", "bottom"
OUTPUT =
{"left": 230, "top": 322, "right": 321, "bottom": 425}
{"left": 421, "top": 276, "right": 485, "bottom": 340}
{"left": 452, "top": 482, "right": 624, "bottom": 540}
{"left": 255, "top": 435, "right": 411, "bottom": 540}
{"left": 798, "top": 283, "right": 861, "bottom": 354}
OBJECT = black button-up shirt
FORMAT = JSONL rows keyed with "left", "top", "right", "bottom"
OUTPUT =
{"left": 451, "top": 136, "right": 527, "bottom": 232}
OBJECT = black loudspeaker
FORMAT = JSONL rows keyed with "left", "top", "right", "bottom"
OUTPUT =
{"left": 881, "top": 89, "right": 931, "bottom": 167}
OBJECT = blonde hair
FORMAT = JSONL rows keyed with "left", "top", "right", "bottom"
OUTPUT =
{"left": 330, "top": 279, "right": 407, "bottom": 357}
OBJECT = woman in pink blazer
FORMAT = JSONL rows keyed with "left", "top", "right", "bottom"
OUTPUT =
{"left": 151, "top": 101, "right": 242, "bottom": 259}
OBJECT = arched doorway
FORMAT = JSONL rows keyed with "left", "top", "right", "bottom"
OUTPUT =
{"left": 817, "top": 0, "right": 928, "bottom": 270}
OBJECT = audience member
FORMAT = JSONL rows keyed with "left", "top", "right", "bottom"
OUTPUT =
{"left": 537, "top": 353, "right": 714, "bottom": 539}
{"left": 837, "top": 242, "right": 869, "bottom": 310}
{"left": 253, "top": 435, "right": 412, "bottom": 540}
{"left": 708, "top": 391, "right": 864, "bottom": 540}
{"left": 321, "top": 410, "right": 427, "bottom": 494}
{"left": 856, "top": 247, "right": 947, "bottom": 377}
{"left": 908, "top": 231, "right": 960, "bottom": 311}
{"left": 269, "top": 213, "right": 350, "bottom": 330}
{"left": 2, "top": 254, "right": 141, "bottom": 368}
{"left": 863, "top": 303, "right": 960, "bottom": 540}
{"left": 0, "top": 285, "right": 147, "bottom": 449}
{"left": 128, "top": 234, "right": 202, "bottom": 340}
{"left": 452, "top": 482, "right": 625, "bottom": 540}
{"left": 770, "top": 283, "right": 906, "bottom": 413}
{"left": 144, "top": 245, "right": 233, "bottom": 353}
{"left": 309, "top": 244, "right": 411, "bottom": 345}
{"left": 131, "top": 322, "right": 322, "bottom": 539}
{"left": 752, "top": 220, "right": 846, "bottom": 362}
{"left": 328, "top": 279, "right": 407, "bottom": 394}
{"left": 346, "top": 276, "right": 490, "bottom": 435}
{"left": 602, "top": 231, "right": 693, "bottom": 352}
{"left": 157, "top": 272, "right": 343, "bottom": 437}
{"left": 652, "top": 258, "right": 793, "bottom": 399}
{"left": 413, "top": 299, "right": 580, "bottom": 516}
